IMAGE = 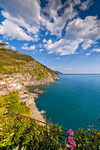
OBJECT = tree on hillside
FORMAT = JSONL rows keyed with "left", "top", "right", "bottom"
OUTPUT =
{"left": 0, "top": 42, "right": 8, "bottom": 48}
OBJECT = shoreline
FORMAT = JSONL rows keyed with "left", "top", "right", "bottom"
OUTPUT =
{"left": 26, "top": 77, "right": 61, "bottom": 124}
{"left": 0, "top": 72, "right": 61, "bottom": 124}
{"left": 20, "top": 92, "right": 46, "bottom": 124}
{"left": 27, "top": 96, "right": 46, "bottom": 124}
{"left": 24, "top": 77, "right": 61, "bottom": 87}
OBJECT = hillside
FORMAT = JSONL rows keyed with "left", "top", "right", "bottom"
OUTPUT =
{"left": 0, "top": 42, "right": 58, "bottom": 85}
{"left": 53, "top": 70, "right": 63, "bottom": 75}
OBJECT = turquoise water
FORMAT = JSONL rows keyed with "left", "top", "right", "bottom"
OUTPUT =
{"left": 28, "top": 74, "right": 100, "bottom": 132}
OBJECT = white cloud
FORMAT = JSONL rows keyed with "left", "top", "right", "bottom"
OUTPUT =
{"left": 44, "top": 38, "right": 82, "bottom": 55}
{"left": 11, "top": 46, "right": 16, "bottom": 50}
{"left": 29, "top": 45, "right": 36, "bottom": 50}
{"left": 0, "top": 0, "right": 98, "bottom": 55}
{"left": 24, "top": 43, "right": 28, "bottom": 47}
{"left": 39, "top": 49, "right": 44, "bottom": 52}
{"left": 0, "top": 17, "right": 34, "bottom": 41}
{"left": 94, "top": 44, "right": 98, "bottom": 48}
{"left": 65, "top": 16, "right": 100, "bottom": 52}
{"left": 74, "top": 0, "right": 81, "bottom": 5}
{"left": 57, "top": 57, "right": 60, "bottom": 59}
{"left": 65, "top": 16, "right": 100, "bottom": 41}
{"left": 0, "top": 0, "right": 41, "bottom": 41}
{"left": 45, "top": 32, "right": 48, "bottom": 36}
{"left": 86, "top": 53, "right": 90, "bottom": 56}
{"left": 0, "top": 0, "right": 41, "bottom": 23}
{"left": 0, "top": 0, "right": 94, "bottom": 41}
{"left": 44, "top": 15, "right": 100, "bottom": 55}
{"left": 1, "top": 11, "right": 39, "bottom": 36}
{"left": 90, "top": 49, "right": 100, "bottom": 52}
{"left": 82, "top": 39, "right": 93, "bottom": 49}
{"left": 43, "top": 39, "right": 47, "bottom": 43}
{"left": 39, "top": 0, "right": 93, "bottom": 37}
{"left": 40, "top": 0, "right": 79, "bottom": 36}
{"left": 79, "top": 0, "right": 93, "bottom": 11}
{"left": 38, "top": 43, "right": 43, "bottom": 48}
{"left": 22, "top": 44, "right": 35, "bottom": 50}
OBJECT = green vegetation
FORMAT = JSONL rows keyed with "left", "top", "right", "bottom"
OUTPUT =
{"left": 0, "top": 42, "right": 56, "bottom": 80}
{"left": 0, "top": 91, "right": 30, "bottom": 116}
{"left": 0, "top": 92, "right": 65, "bottom": 150}
{"left": 0, "top": 92, "right": 100, "bottom": 150}
{"left": 1, "top": 113, "right": 65, "bottom": 150}
{"left": 75, "top": 125, "right": 100, "bottom": 149}
{"left": 0, "top": 42, "right": 100, "bottom": 149}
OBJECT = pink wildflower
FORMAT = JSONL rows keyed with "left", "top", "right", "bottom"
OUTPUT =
{"left": 69, "top": 144, "right": 74, "bottom": 150}
{"left": 65, "top": 139, "right": 67, "bottom": 143}
{"left": 66, "top": 149, "right": 68, "bottom": 150}
{"left": 67, "top": 129, "right": 74, "bottom": 136}
{"left": 68, "top": 136, "right": 73, "bottom": 140}
{"left": 11, "top": 124, "right": 13, "bottom": 126}
{"left": 69, "top": 139, "right": 76, "bottom": 147}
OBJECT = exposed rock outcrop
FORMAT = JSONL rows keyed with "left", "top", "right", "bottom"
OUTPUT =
{"left": 13, "top": 73, "right": 60, "bottom": 87}
{"left": 33, "top": 88, "right": 44, "bottom": 94}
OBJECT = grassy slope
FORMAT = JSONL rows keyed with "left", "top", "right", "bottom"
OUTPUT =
{"left": 0, "top": 47, "right": 56, "bottom": 80}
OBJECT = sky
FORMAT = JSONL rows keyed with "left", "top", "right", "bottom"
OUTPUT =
{"left": 0, "top": 0, "right": 100, "bottom": 73}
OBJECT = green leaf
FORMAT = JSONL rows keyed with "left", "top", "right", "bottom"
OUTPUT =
{"left": 12, "top": 145, "right": 19, "bottom": 150}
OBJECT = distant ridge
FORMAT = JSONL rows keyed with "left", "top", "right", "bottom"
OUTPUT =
{"left": 53, "top": 70, "right": 63, "bottom": 75}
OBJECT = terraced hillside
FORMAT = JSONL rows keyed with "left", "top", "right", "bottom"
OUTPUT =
{"left": 0, "top": 42, "right": 57, "bottom": 84}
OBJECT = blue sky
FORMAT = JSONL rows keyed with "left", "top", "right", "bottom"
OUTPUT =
{"left": 0, "top": 0, "right": 100, "bottom": 73}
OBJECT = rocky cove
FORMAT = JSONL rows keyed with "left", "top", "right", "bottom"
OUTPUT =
{"left": 23, "top": 93, "right": 46, "bottom": 124}
{"left": 0, "top": 72, "right": 61, "bottom": 124}
{"left": 24, "top": 75, "right": 61, "bottom": 124}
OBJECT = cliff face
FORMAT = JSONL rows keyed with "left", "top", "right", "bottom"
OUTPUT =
{"left": 11, "top": 72, "right": 58, "bottom": 86}
{"left": 0, "top": 43, "right": 59, "bottom": 85}
{"left": 26, "top": 95, "right": 46, "bottom": 124}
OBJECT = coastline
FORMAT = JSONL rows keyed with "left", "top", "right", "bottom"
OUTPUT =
{"left": 26, "top": 77, "right": 61, "bottom": 124}
{"left": 0, "top": 72, "right": 61, "bottom": 124}
{"left": 24, "top": 77, "right": 61, "bottom": 87}
{"left": 25, "top": 94, "right": 46, "bottom": 124}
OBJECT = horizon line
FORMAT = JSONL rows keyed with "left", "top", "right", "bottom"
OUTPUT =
{"left": 60, "top": 73, "right": 100, "bottom": 75}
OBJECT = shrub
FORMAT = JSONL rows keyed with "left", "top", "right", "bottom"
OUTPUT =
{"left": 0, "top": 92, "right": 100, "bottom": 150}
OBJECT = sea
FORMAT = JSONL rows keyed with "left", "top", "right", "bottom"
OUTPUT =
{"left": 28, "top": 74, "right": 100, "bottom": 132}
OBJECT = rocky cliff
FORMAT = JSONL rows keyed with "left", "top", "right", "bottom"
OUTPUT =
{"left": 0, "top": 42, "right": 60, "bottom": 85}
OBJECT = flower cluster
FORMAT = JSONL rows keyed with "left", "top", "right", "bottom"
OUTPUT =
{"left": 65, "top": 129, "right": 76, "bottom": 150}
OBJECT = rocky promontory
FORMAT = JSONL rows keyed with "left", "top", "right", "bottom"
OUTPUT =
{"left": 0, "top": 43, "right": 61, "bottom": 125}
{"left": 11, "top": 72, "right": 60, "bottom": 87}
{"left": 0, "top": 72, "right": 60, "bottom": 124}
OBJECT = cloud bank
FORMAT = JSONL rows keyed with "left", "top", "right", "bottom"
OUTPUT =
{"left": 0, "top": 0, "right": 100, "bottom": 55}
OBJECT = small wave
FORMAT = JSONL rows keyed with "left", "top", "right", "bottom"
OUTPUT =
{"left": 39, "top": 110, "right": 46, "bottom": 115}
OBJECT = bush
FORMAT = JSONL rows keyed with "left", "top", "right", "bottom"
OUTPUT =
{"left": 0, "top": 92, "right": 100, "bottom": 150}
{"left": 0, "top": 113, "right": 64, "bottom": 150}
{"left": 74, "top": 125, "right": 100, "bottom": 149}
